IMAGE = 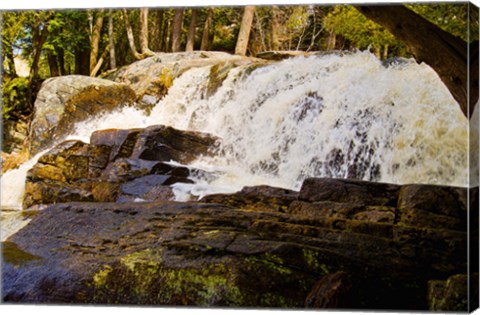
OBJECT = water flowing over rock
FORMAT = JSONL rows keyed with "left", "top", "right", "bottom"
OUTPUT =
{"left": 29, "top": 75, "right": 136, "bottom": 155}
{"left": 23, "top": 125, "right": 219, "bottom": 208}
{"left": 2, "top": 51, "right": 476, "bottom": 311}
{"left": 104, "top": 51, "right": 267, "bottom": 109}
{"left": 3, "top": 178, "right": 477, "bottom": 311}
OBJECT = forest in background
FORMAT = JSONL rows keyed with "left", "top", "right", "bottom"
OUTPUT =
{"left": 1, "top": 3, "right": 478, "bottom": 124}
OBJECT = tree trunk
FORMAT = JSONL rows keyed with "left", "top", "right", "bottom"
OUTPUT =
{"left": 356, "top": 5, "right": 477, "bottom": 118}
{"left": 152, "top": 9, "right": 165, "bottom": 51}
{"left": 123, "top": 9, "right": 143, "bottom": 60}
{"left": 383, "top": 44, "right": 389, "bottom": 60}
{"left": 139, "top": 8, "right": 154, "bottom": 56}
{"left": 56, "top": 46, "right": 67, "bottom": 75}
{"left": 161, "top": 17, "right": 170, "bottom": 52}
{"left": 171, "top": 9, "right": 184, "bottom": 52}
{"left": 90, "top": 44, "right": 110, "bottom": 77}
{"left": 186, "top": 9, "right": 198, "bottom": 52}
{"left": 200, "top": 8, "right": 213, "bottom": 51}
{"left": 108, "top": 9, "right": 116, "bottom": 69}
{"left": 3, "top": 40, "right": 17, "bottom": 77}
{"left": 235, "top": 6, "right": 255, "bottom": 56}
{"left": 326, "top": 29, "right": 336, "bottom": 50}
{"left": 271, "top": 5, "right": 282, "bottom": 51}
{"left": 75, "top": 46, "right": 90, "bottom": 75}
{"left": 89, "top": 9, "right": 104, "bottom": 75}
{"left": 47, "top": 52, "right": 60, "bottom": 77}
{"left": 29, "top": 22, "right": 50, "bottom": 80}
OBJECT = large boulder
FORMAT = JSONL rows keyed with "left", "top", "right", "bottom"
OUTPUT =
{"left": 28, "top": 75, "right": 136, "bottom": 155}
{"left": 3, "top": 177, "right": 476, "bottom": 310}
{"left": 103, "top": 51, "right": 269, "bottom": 108}
{"left": 23, "top": 125, "right": 219, "bottom": 208}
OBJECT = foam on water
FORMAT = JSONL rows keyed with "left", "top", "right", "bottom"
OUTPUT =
{"left": 1, "top": 51, "right": 470, "bottom": 208}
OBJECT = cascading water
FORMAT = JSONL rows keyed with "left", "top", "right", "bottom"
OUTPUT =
{"left": 1, "top": 51, "right": 470, "bottom": 239}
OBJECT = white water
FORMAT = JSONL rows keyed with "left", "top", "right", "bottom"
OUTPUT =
{"left": 1, "top": 51, "right": 470, "bottom": 210}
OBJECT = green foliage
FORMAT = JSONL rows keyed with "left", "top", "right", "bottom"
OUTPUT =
{"left": 2, "top": 76, "right": 31, "bottom": 120}
{"left": 407, "top": 3, "right": 478, "bottom": 43}
{"left": 323, "top": 5, "right": 404, "bottom": 57}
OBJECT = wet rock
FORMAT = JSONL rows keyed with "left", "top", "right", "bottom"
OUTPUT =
{"left": 201, "top": 185, "right": 298, "bottom": 213}
{"left": 2, "top": 193, "right": 470, "bottom": 309}
{"left": 427, "top": 274, "right": 478, "bottom": 311}
{"left": 29, "top": 75, "right": 136, "bottom": 154}
{"left": 397, "top": 184, "right": 468, "bottom": 230}
{"left": 116, "top": 174, "right": 190, "bottom": 202}
{"left": 256, "top": 51, "right": 314, "bottom": 61}
{"left": 23, "top": 125, "right": 218, "bottom": 208}
{"left": 130, "top": 125, "right": 219, "bottom": 164}
{"left": 298, "top": 178, "right": 400, "bottom": 207}
{"left": 91, "top": 128, "right": 142, "bottom": 162}
{"left": 103, "top": 51, "right": 259, "bottom": 102}
{"left": 305, "top": 271, "right": 352, "bottom": 308}
{"left": 287, "top": 200, "right": 364, "bottom": 220}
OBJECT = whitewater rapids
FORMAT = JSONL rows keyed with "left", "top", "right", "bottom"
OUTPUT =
{"left": 1, "top": 51, "right": 472, "bottom": 227}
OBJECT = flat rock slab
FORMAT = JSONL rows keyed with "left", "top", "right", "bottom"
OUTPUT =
{"left": 2, "top": 178, "right": 474, "bottom": 311}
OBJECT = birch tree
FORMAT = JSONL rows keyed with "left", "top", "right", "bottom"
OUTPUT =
{"left": 171, "top": 9, "right": 184, "bottom": 52}
{"left": 235, "top": 6, "right": 255, "bottom": 56}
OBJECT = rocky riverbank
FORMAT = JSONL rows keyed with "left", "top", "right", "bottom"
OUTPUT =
{"left": 2, "top": 51, "right": 477, "bottom": 312}
{"left": 3, "top": 176, "right": 478, "bottom": 311}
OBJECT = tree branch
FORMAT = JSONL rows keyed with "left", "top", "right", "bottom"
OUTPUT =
{"left": 356, "top": 5, "right": 477, "bottom": 118}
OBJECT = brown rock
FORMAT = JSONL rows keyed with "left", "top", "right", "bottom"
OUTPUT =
{"left": 305, "top": 271, "right": 352, "bottom": 308}
{"left": 130, "top": 125, "right": 219, "bottom": 164}
{"left": 298, "top": 178, "right": 400, "bottom": 206}
{"left": 29, "top": 76, "right": 137, "bottom": 154}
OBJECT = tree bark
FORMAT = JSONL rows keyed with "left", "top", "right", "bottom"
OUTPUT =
{"left": 108, "top": 9, "right": 116, "bottom": 69}
{"left": 123, "top": 9, "right": 143, "bottom": 60}
{"left": 235, "top": 6, "right": 255, "bottom": 56}
{"left": 139, "top": 8, "right": 154, "bottom": 56}
{"left": 75, "top": 46, "right": 90, "bottom": 75}
{"left": 29, "top": 22, "right": 50, "bottom": 80}
{"left": 89, "top": 9, "right": 104, "bottom": 75}
{"left": 186, "top": 9, "right": 198, "bottom": 52}
{"left": 270, "top": 5, "right": 282, "bottom": 51}
{"left": 47, "top": 52, "right": 60, "bottom": 77}
{"left": 200, "top": 8, "right": 213, "bottom": 51}
{"left": 356, "top": 5, "right": 478, "bottom": 118}
{"left": 90, "top": 44, "right": 110, "bottom": 77}
{"left": 3, "top": 40, "right": 17, "bottom": 77}
{"left": 56, "top": 46, "right": 67, "bottom": 75}
{"left": 171, "top": 9, "right": 184, "bottom": 52}
{"left": 152, "top": 9, "right": 164, "bottom": 51}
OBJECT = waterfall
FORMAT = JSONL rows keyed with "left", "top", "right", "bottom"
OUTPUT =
{"left": 1, "top": 51, "right": 469, "bottom": 208}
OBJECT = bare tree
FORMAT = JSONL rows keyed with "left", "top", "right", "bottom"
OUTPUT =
{"left": 122, "top": 9, "right": 143, "bottom": 60}
{"left": 186, "top": 9, "right": 198, "bottom": 52}
{"left": 200, "top": 8, "right": 214, "bottom": 51}
{"left": 89, "top": 9, "right": 104, "bottom": 75}
{"left": 235, "top": 6, "right": 255, "bottom": 56}
{"left": 152, "top": 9, "right": 165, "bottom": 51}
{"left": 108, "top": 9, "right": 116, "bottom": 69}
{"left": 171, "top": 9, "right": 184, "bottom": 52}
{"left": 139, "top": 8, "right": 154, "bottom": 56}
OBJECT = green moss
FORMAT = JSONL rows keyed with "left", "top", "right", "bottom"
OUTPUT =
{"left": 207, "top": 63, "right": 233, "bottom": 97}
{"left": 94, "top": 249, "right": 244, "bottom": 305}
{"left": 120, "top": 248, "right": 161, "bottom": 272}
{"left": 161, "top": 267, "right": 244, "bottom": 305}
{"left": 259, "top": 292, "right": 290, "bottom": 307}
{"left": 2, "top": 241, "right": 42, "bottom": 267}
{"left": 93, "top": 264, "right": 113, "bottom": 287}
{"left": 159, "top": 68, "right": 173, "bottom": 90}
{"left": 245, "top": 253, "right": 292, "bottom": 276}
{"left": 302, "top": 249, "right": 329, "bottom": 274}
